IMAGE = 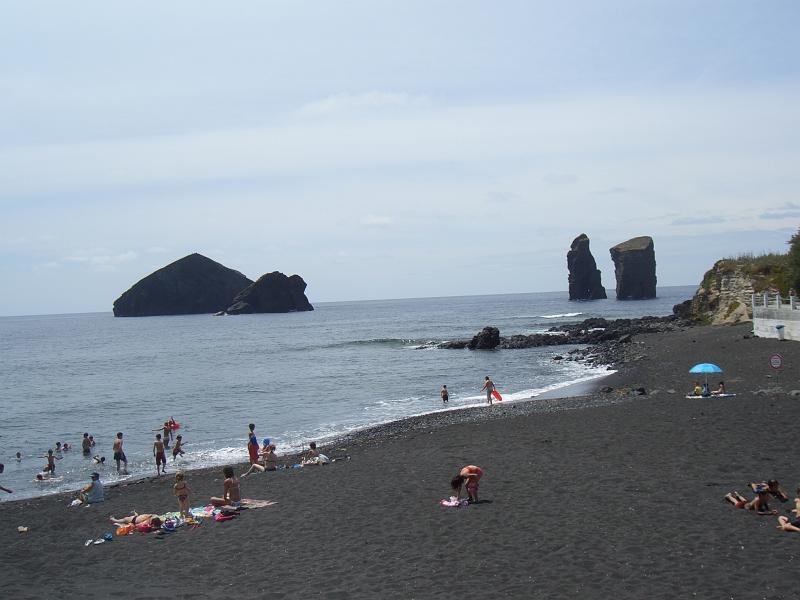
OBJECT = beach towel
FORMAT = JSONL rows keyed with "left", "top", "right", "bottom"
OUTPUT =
{"left": 685, "top": 393, "right": 737, "bottom": 399}
{"left": 440, "top": 496, "right": 469, "bottom": 508}
{"left": 239, "top": 498, "right": 278, "bottom": 509}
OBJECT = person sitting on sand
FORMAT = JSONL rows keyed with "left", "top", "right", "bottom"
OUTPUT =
{"left": 749, "top": 480, "right": 789, "bottom": 502}
{"left": 724, "top": 490, "right": 777, "bottom": 515}
{"left": 210, "top": 466, "right": 241, "bottom": 507}
{"left": 76, "top": 472, "right": 104, "bottom": 504}
{"left": 701, "top": 382, "right": 711, "bottom": 397}
{"left": 241, "top": 441, "right": 278, "bottom": 477}
{"left": 777, "top": 487, "right": 800, "bottom": 532}
{"left": 711, "top": 381, "right": 727, "bottom": 395}
{"left": 451, "top": 465, "right": 484, "bottom": 503}
{"left": 302, "top": 442, "right": 330, "bottom": 466}
{"left": 692, "top": 382, "right": 702, "bottom": 396}
{"left": 0, "top": 464, "right": 12, "bottom": 494}
{"left": 110, "top": 513, "right": 162, "bottom": 530}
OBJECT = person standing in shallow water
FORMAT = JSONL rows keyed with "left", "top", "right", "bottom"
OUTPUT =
{"left": 441, "top": 385, "right": 449, "bottom": 404}
{"left": 247, "top": 424, "right": 259, "bottom": 465}
{"left": 113, "top": 432, "right": 128, "bottom": 474}
{"left": 481, "top": 376, "right": 495, "bottom": 405}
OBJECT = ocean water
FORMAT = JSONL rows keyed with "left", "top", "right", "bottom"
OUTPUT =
{"left": 0, "top": 286, "right": 694, "bottom": 500}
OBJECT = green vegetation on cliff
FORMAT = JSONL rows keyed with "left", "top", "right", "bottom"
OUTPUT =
{"left": 789, "top": 227, "right": 800, "bottom": 293}
{"left": 714, "top": 252, "right": 791, "bottom": 295}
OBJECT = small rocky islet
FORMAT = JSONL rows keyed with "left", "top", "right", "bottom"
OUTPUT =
{"left": 112, "top": 253, "right": 313, "bottom": 317}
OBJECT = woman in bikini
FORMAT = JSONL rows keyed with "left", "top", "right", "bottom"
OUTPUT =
{"left": 109, "top": 513, "right": 163, "bottom": 528}
{"left": 173, "top": 471, "right": 191, "bottom": 518}
{"left": 210, "top": 466, "right": 241, "bottom": 507}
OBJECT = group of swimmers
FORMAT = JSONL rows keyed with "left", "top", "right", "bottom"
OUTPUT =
{"left": 724, "top": 480, "right": 800, "bottom": 532}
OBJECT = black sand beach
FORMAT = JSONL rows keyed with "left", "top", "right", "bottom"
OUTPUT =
{"left": 2, "top": 323, "right": 800, "bottom": 599}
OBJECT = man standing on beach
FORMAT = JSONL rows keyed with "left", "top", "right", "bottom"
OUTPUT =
{"left": 481, "top": 376, "right": 495, "bottom": 405}
{"left": 113, "top": 432, "right": 128, "bottom": 474}
{"left": 441, "top": 385, "right": 449, "bottom": 404}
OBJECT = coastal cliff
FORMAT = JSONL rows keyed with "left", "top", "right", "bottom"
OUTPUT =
{"left": 610, "top": 236, "right": 657, "bottom": 300}
{"left": 226, "top": 272, "right": 314, "bottom": 314}
{"left": 113, "top": 254, "right": 252, "bottom": 317}
{"left": 567, "top": 234, "right": 607, "bottom": 300}
{"left": 679, "top": 255, "right": 789, "bottom": 325}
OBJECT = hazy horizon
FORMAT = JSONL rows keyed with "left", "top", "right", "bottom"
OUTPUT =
{"left": 2, "top": 1, "right": 798, "bottom": 316}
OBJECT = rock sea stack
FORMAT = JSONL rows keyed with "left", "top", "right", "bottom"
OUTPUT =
{"left": 226, "top": 272, "right": 313, "bottom": 315}
{"left": 113, "top": 253, "right": 253, "bottom": 317}
{"left": 567, "top": 234, "right": 607, "bottom": 300}
{"left": 609, "top": 236, "right": 657, "bottom": 300}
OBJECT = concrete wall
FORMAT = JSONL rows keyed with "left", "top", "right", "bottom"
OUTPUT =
{"left": 753, "top": 294, "right": 800, "bottom": 341}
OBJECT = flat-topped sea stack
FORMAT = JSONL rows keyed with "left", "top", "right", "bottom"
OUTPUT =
{"left": 113, "top": 253, "right": 253, "bottom": 317}
{"left": 567, "top": 234, "right": 607, "bottom": 300}
{"left": 226, "top": 271, "right": 313, "bottom": 315}
{"left": 609, "top": 236, "right": 657, "bottom": 300}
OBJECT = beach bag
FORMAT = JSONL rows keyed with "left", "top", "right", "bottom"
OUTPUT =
{"left": 115, "top": 524, "right": 134, "bottom": 536}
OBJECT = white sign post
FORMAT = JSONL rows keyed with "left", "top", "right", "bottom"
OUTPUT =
{"left": 770, "top": 353, "right": 783, "bottom": 387}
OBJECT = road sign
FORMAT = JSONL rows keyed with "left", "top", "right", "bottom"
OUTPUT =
{"left": 770, "top": 353, "right": 783, "bottom": 369}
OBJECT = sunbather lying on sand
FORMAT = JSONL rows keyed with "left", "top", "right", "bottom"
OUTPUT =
{"left": 724, "top": 490, "right": 777, "bottom": 515}
{"left": 110, "top": 513, "right": 162, "bottom": 528}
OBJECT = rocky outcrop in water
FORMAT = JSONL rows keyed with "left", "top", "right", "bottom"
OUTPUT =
{"left": 468, "top": 326, "right": 500, "bottom": 349}
{"left": 567, "top": 234, "right": 607, "bottom": 300}
{"left": 609, "top": 236, "right": 657, "bottom": 300}
{"left": 226, "top": 271, "right": 313, "bottom": 315}
{"left": 436, "top": 315, "right": 688, "bottom": 351}
{"left": 113, "top": 253, "right": 253, "bottom": 317}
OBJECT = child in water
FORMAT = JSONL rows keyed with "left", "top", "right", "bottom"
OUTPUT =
{"left": 172, "top": 435, "right": 185, "bottom": 461}
{"left": 173, "top": 471, "right": 191, "bottom": 518}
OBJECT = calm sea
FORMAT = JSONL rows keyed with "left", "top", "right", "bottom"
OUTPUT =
{"left": 0, "top": 286, "right": 694, "bottom": 500}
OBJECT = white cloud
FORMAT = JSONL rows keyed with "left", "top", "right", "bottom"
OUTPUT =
{"left": 359, "top": 215, "right": 392, "bottom": 227}
{"left": 296, "top": 91, "right": 430, "bottom": 118}
{"left": 63, "top": 250, "right": 139, "bottom": 271}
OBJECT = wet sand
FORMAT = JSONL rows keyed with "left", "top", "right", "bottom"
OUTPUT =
{"left": 2, "top": 323, "right": 800, "bottom": 599}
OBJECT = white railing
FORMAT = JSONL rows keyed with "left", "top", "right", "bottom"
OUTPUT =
{"left": 752, "top": 293, "right": 798, "bottom": 311}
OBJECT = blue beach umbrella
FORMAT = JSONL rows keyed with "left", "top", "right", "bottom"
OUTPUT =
{"left": 688, "top": 363, "right": 723, "bottom": 387}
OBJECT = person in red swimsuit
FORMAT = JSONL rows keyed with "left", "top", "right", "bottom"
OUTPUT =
{"left": 451, "top": 465, "right": 484, "bottom": 503}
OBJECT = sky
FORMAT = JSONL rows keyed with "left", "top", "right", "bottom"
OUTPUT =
{"left": 1, "top": 1, "right": 799, "bottom": 316}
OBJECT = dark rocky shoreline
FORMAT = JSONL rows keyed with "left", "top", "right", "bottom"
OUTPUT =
{"left": 438, "top": 312, "right": 693, "bottom": 358}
